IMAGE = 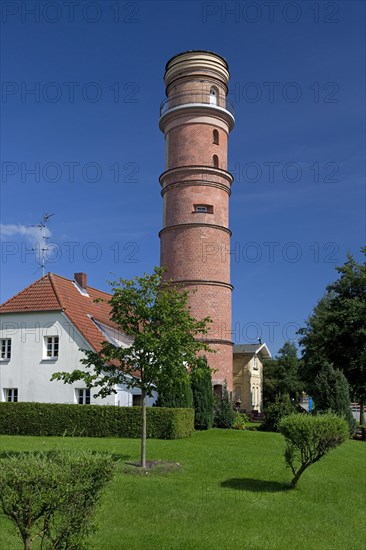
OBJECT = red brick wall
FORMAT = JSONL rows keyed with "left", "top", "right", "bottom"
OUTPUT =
{"left": 160, "top": 53, "right": 234, "bottom": 391}
{"left": 163, "top": 184, "right": 229, "bottom": 227}
{"left": 167, "top": 124, "right": 228, "bottom": 170}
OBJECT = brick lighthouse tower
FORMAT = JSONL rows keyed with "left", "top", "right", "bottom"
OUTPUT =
{"left": 159, "top": 51, "right": 235, "bottom": 393}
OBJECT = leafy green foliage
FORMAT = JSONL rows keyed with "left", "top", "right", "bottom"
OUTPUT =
{"left": 299, "top": 248, "right": 366, "bottom": 423}
{"left": 214, "top": 383, "right": 234, "bottom": 428}
{"left": 279, "top": 413, "right": 349, "bottom": 488}
{"left": 0, "top": 402, "right": 194, "bottom": 439}
{"left": 53, "top": 267, "right": 211, "bottom": 400}
{"left": 312, "top": 362, "right": 356, "bottom": 433}
{"left": 0, "top": 450, "right": 115, "bottom": 549}
{"left": 52, "top": 267, "right": 211, "bottom": 465}
{"left": 190, "top": 356, "right": 215, "bottom": 430}
{"left": 261, "top": 394, "right": 298, "bottom": 432}
{"left": 263, "top": 342, "right": 303, "bottom": 406}
{"left": 231, "top": 411, "right": 249, "bottom": 430}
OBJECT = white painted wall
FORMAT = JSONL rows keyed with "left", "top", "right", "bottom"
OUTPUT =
{"left": 0, "top": 311, "right": 153, "bottom": 406}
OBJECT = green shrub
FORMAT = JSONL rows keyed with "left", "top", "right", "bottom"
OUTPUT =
{"left": 0, "top": 403, "right": 194, "bottom": 440}
{"left": 190, "top": 357, "right": 215, "bottom": 430}
{"left": 261, "top": 395, "right": 297, "bottom": 432}
{"left": 232, "top": 411, "right": 249, "bottom": 430}
{"left": 279, "top": 412, "right": 349, "bottom": 488}
{"left": 0, "top": 449, "right": 115, "bottom": 549}
{"left": 214, "top": 383, "right": 235, "bottom": 429}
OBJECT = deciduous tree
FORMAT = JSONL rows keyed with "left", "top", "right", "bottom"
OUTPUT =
{"left": 0, "top": 450, "right": 115, "bottom": 550}
{"left": 52, "top": 267, "right": 211, "bottom": 467}
{"left": 263, "top": 342, "right": 303, "bottom": 406}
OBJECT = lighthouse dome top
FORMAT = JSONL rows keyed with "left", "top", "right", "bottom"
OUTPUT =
{"left": 164, "top": 50, "right": 230, "bottom": 89}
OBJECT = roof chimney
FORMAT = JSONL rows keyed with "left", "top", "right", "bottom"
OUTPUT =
{"left": 74, "top": 272, "right": 87, "bottom": 290}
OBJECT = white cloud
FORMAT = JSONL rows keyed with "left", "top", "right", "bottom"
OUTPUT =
{"left": 0, "top": 224, "right": 51, "bottom": 242}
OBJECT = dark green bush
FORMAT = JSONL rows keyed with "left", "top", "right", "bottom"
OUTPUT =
{"left": 0, "top": 403, "right": 194, "bottom": 440}
{"left": 312, "top": 362, "right": 356, "bottom": 433}
{"left": 261, "top": 395, "right": 298, "bottom": 432}
{"left": 213, "top": 383, "right": 235, "bottom": 429}
{"left": 190, "top": 357, "right": 215, "bottom": 430}
{"left": 0, "top": 449, "right": 115, "bottom": 549}
{"left": 155, "top": 376, "right": 194, "bottom": 408}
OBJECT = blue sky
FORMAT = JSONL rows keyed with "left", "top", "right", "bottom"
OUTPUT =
{"left": 1, "top": 0, "right": 365, "bottom": 356}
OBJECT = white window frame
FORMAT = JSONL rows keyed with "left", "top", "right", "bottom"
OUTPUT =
{"left": 253, "top": 356, "right": 258, "bottom": 370}
{"left": 76, "top": 388, "right": 91, "bottom": 405}
{"left": 44, "top": 336, "right": 59, "bottom": 359}
{"left": 4, "top": 388, "right": 18, "bottom": 402}
{"left": 1, "top": 338, "right": 11, "bottom": 360}
{"left": 196, "top": 206, "right": 208, "bottom": 213}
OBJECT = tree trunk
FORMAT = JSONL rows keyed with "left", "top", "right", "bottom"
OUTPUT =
{"left": 290, "top": 462, "right": 309, "bottom": 489}
{"left": 359, "top": 399, "right": 365, "bottom": 426}
{"left": 25, "top": 538, "right": 32, "bottom": 550}
{"left": 141, "top": 388, "right": 147, "bottom": 468}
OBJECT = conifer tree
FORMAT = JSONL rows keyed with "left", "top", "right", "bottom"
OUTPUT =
{"left": 214, "top": 382, "right": 234, "bottom": 428}
{"left": 312, "top": 362, "right": 355, "bottom": 432}
{"left": 155, "top": 373, "right": 193, "bottom": 408}
{"left": 190, "top": 356, "right": 215, "bottom": 430}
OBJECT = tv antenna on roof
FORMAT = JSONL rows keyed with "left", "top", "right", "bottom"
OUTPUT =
{"left": 31, "top": 213, "right": 55, "bottom": 276}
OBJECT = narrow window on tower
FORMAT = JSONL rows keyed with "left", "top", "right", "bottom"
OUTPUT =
{"left": 213, "top": 129, "right": 219, "bottom": 145}
{"left": 213, "top": 155, "right": 219, "bottom": 168}
{"left": 194, "top": 204, "right": 213, "bottom": 214}
{"left": 210, "top": 87, "right": 218, "bottom": 105}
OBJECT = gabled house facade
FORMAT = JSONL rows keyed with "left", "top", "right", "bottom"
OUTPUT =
{"left": 0, "top": 272, "right": 156, "bottom": 406}
{"left": 233, "top": 343, "right": 272, "bottom": 413}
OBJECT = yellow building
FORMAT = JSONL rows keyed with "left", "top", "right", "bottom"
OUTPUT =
{"left": 233, "top": 343, "right": 271, "bottom": 413}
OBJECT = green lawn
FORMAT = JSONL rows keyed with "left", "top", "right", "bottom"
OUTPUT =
{"left": 0, "top": 430, "right": 364, "bottom": 550}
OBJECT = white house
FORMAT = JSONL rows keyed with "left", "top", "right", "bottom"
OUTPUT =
{"left": 0, "top": 272, "right": 156, "bottom": 406}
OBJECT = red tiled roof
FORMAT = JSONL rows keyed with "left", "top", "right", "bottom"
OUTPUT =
{"left": 0, "top": 273, "right": 119, "bottom": 353}
{"left": 0, "top": 275, "right": 62, "bottom": 312}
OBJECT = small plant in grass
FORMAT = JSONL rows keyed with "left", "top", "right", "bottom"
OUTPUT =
{"left": 279, "top": 412, "right": 349, "bottom": 489}
{"left": 232, "top": 411, "right": 249, "bottom": 430}
{"left": 0, "top": 450, "right": 115, "bottom": 550}
{"left": 214, "top": 383, "right": 234, "bottom": 428}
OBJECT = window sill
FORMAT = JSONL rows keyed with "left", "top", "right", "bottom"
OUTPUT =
{"left": 41, "top": 358, "right": 59, "bottom": 363}
{"left": 192, "top": 211, "right": 214, "bottom": 215}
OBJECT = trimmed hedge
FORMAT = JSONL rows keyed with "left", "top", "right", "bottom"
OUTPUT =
{"left": 0, "top": 403, "right": 194, "bottom": 440}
